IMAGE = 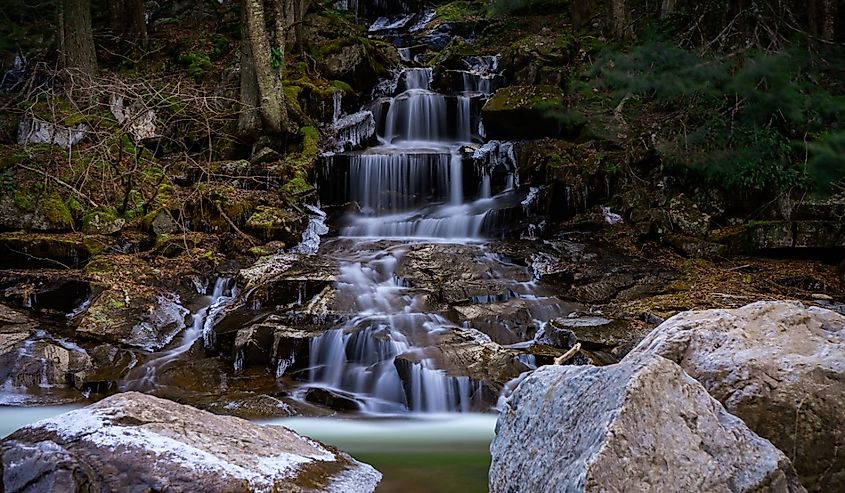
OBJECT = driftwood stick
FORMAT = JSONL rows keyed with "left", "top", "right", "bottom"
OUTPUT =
{"left": 554, "top": 343, "right": 582, "bottom": 365}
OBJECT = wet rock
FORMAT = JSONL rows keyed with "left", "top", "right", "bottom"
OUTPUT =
{"left": 396, "top": 328, "right": 529, "bottom": 390}
{"left": 17, "top": 115, "right": 87, "bottom": 149}
{"left": 151, "top": 211, "right": 182, "bottom": 235}
{"left": 76, "top": 287, "right": 189, "bottom": 352}
{"left": 668, "top": 194, "right": 710, "bottom": 237}
{"left": 204, "top": 393, "right": 296, "bottom": 419}
{"left": 75, "top": 344, "right": 137, "bottom": 394}
{"left": 628, "top": 301, "right": 845, "bottom": 491}
{"left": 490, "top": 353, "right": 804, "bottom": 493}
{"left": 2, "top": 339, "right": 91, "bottom": 389}
{"left": 534, "top": 322, "right": 576, "bottom": 348}
{"left": 303, "top": 387, "right": 363, "bottom": 412}
{"left": 549, "top": 316, "right": 641, "bottom": 351}
{"left": 244, "top": 206, "right": 309, "bottom": 246}
{"left": 481, "top": 85, "right": 583, "bottom": 140}
{"left": 0, "top": 391, "right": 382, "bottom": 492}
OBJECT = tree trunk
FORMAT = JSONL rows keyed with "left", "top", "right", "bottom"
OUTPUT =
{"left": 661, "top": 0, "right": 678, "bottom": 18}
{"left": 243, "top": 0, "right": 287, "bottom": 135}
{"left": 607, "top": 0, "right": 631, "bottom": 40}
{"left": 821, "top": 0, "right": 838, "bottom": 40}
{"left": 239, "top": 29, "right": 261, "bottom": 136}
{"left": 109, "top": 0, "right": 148, "bottom": 46}
{"left": 61, "top": 0, "right": 97, "bottom": 79}
{"left": 571, "top": 0, "right": 591, "bottom": 30}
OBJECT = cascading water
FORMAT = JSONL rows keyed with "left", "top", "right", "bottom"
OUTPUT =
{"left": 121, "top": 277, "right": 237, "bottom": 391}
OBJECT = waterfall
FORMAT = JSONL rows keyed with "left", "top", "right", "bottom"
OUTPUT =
{"left": 307, "top": 40, "right": 529, "bottom": 412}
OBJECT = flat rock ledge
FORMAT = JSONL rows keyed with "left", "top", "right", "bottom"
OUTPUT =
{"left": 490, "top": 353, "right": 804, "bottom": 493}
{"left": 0, "top": 391, "right": 381, "bottom": 493}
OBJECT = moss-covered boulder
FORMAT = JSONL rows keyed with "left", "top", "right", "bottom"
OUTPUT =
{"left": 243, "top": 206, "right": 308, "bottom": 246}
{"left": 0, "top": 192, "right": 75, "bottom": 232}
{"left": 482, "top": 85, "right": 584, "bottom": 140}
{"left": 82, "top": 208, "right": 125, "bottom": 235}
{"left": 0, "top": 232, "right": 108, "bottom": 269}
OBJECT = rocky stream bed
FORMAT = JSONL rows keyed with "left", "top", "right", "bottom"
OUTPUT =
{"left": 2, "top": 2, "right": 845, "bottom": 492}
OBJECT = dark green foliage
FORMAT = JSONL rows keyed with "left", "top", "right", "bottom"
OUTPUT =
{"left": 178, "top": 52, "right": 212, "bottom": 80}
{"left": 807, "top": 132, "right": 845, "bottom": 193}
{"left": 488, "top": 0, "right": 566, "bottom": 16}
{"left": 593, "top": 41, "right": 845, "bottom": 195}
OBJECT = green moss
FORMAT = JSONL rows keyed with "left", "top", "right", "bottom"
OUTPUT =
{"left": 12, "top": 189, "right": 35, "bottom": 211}
{"left": 484, "top": 85, "right": 566, "bottom": 112}
{"left": 281, "top": 174, "right": 312, "bottom": 195}
{"left": 83, "top": 207, "right": 119, "bottom": 231}
{"left": 249, "top": 245, "right": 276, "bottom": 257}
{"left": 284, "top": 85, "right": 304, "bottom": 114}
{"left": 331, "top": 80, "right": 353, "bottom": 94}
{"left": 39, "top": 194, "right": 73, "bottom": 229}
{"left": 436, "top": 1, "right": 482, "bottom": 22}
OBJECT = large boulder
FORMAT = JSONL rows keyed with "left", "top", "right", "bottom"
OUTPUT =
{"left": 627, "top": 301, "right": 845, "bottom": 491}
{"left": 490, "top": 353, "right": 804, "bottom": 493}
{"left": 0, "top": 391, "right": 381, "bottom": 493}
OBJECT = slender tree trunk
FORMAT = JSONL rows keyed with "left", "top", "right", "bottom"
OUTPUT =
{"left": 607, "top": 0, "right": 631, "bottom": 40}
{"left": 661, "top": 0, "right": 678, "bottom": 18}
{"left": 808, "top": 0, "right": 819, "bottom": 36}
{"left": 61, "top": 0, "right": 97, "bottom": 78}
{"left": 572, "top": 0, "right": 591, "bottom": 30}
{"left": 821, "top": 0, "right": 838, "bottom": 40}
{"left": 243, "top": 0, "right": 287, "bottom": 135}
{"left": 272, "top": 0, "right": 287, "bottom": 77}
{"left": 109, "top": 0, "right": 148, "bottom": 46}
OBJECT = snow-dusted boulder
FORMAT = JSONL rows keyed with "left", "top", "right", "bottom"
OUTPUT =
{"left": 1, "top": 391, "right": 381, "bottom": 493}
{"left": 490, "top": 353, "right": 804, "bottom": 493}
{"left": 628, "top": 301, "right": 845, "bottom": 492}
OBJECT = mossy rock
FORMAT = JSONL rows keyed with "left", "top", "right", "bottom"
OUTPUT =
{"left": 0, "top": 232, "right": 108, "bottom": 269}
{"left": 82, "top": 208, "right": 125, "bottom": 235}
{"left": 243, "top": 206, "right": 308, "bottom": 245}
{"left": 482, "top": 85, "right": 584, "bottom": 140}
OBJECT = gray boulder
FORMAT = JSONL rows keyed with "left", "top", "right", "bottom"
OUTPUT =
{"left": 628, "top": 301, "right": 845, "bottom": 492}
{"left": 490, "top": 353, "right": 804, "bottom": 493}
{"left": 1, "top": 391, "right": 381, "bottom": 493}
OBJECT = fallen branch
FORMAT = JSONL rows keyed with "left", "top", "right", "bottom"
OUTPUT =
{"left": 554, "top": 343, "right": 582, "bottom": 365}
{"left": 214, "top": 201, "right": 257, "bottom": 247}
{"left": 17, "top": 163, "right": 99, "bottom": 208}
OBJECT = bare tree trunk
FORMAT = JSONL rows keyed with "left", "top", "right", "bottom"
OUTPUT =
{"left": 239, "top": 31, "right": 261, "bottom": 136}
{"left": 607, "top": 0, "right": 632, "bottom": 40}
{"left": 109, "top": 0, "right": 148, "bottom": 46}
{"left": 243, "top": 0, "right": 288, "bottom": 135}
{"left": 821, "top": 0, "right": 838, "bottom": 40}
{"left": 661, "top": 0, "right": 679, "bottom": 18}
{"left": 572, "top": 0, "right": 591, "bottom": 30}
{"left": 61, "top": 0, "right": 97, "bottom": 79}
{"left": 808, "top": 0, "right": 819, "bottom": 36}
{"left": 272, "top": 0, "right": 287, "bottom": 76}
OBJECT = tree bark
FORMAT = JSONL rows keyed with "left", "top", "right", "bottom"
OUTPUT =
{"left": 661, "top": 0, "right": 679, "bottom": 18}
{"left": 239, "top": 29, "right": 261, "bottom": 137}
{"left": 61, "top": 0, "right": 97, "bottom": 79}
{"left": 607, "top": 0, "right": 631, "bottom": 40}
{"left": 571, "top": 0, "right": 591, "bottom": 30}
{"left": 243, "top": 0, "right": 288, "bottom": 135}
{"left": 821, "top": 0, "right": 838, "bottom": 40}
{"left": 109, "top": 0, "right": 148, "bottom": 46}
